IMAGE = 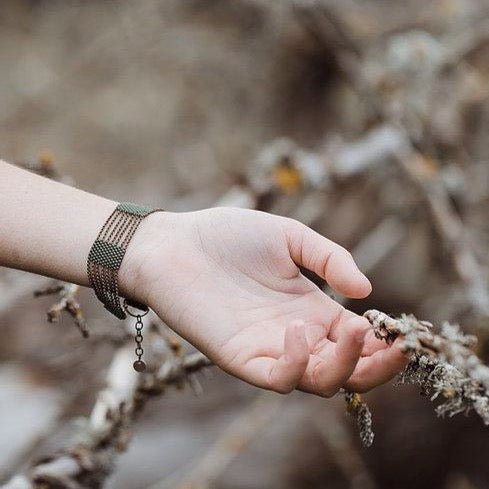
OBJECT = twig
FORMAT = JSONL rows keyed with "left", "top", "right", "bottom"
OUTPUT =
{"left": 291, "top": 2, "right": 489, "bottom": 318}
{"left": 366, "top": 309, "right": 489, "bottom": 425}
{"left": 150, "top": 391, "right": 283, "bottom": 489}
{"left": 344, "top": 308, "right": 489, "bottom": 447}
{"left": 2, "top": 331, "right": 213, "bottom": 489}
{"left": 314, "top": 401, "right": 377, "bottom": 489}
{"left": 34, "top": 283, "right": 89, "bottom": 338}
{"left": 394, "top": 145, "right": 489, "bottom": 318}
{"left": 343, "top": 392, "right": 375, "bottom": 448}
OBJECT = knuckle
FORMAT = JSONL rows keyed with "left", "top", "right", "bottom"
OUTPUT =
{"left": 311, "top": 362, "right": 337, "bottom": 398}
{"left": 282, "top": 216, "right": 298, "bottom": 231}
{"left": 283, "top": 217, "right": 309, "bottom": 240}
{"left": 332, "top": 246, "right": 352, "bottom": 263}
{"left": 351, "top": 318, "right": 371, "bottom": 336}
{"left": 268, "top": 369, "right": 296, "bottom": 395}
{"left": 351, "top": 383, "right": 370, "bottom": 394}
{"left": 346, "top": 375, "right": 370, "bottom": 394}
{"left": 287, "top": 216, "right": 302, "bottom": 228}
{"left": 273, "top": 384, "right": 294, "bottom": 395}
{"left": 321, "top": 386, "right": 339, "bottom": 398}
{"left": 269, "top": 374, "right": 294, "bottom": 394}
{"left": 310, "top": 360, "right": 323, "bottom": 393}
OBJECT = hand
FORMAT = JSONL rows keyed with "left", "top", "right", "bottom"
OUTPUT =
{"left": 121, "top": 207, "right": 407, "bottom": 396}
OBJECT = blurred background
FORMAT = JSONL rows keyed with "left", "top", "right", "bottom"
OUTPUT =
{"left": 1, "top": 0, "right": 489, "bottom": 488}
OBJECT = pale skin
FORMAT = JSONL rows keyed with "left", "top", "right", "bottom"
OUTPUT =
{"left": 0, "top": 161, "right": 407, "bottom": 396}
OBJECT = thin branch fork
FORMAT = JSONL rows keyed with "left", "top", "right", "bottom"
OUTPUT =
{"left": 34, "top": 283, "right": 89, "bottom": 338}
{"left": 3, "top": 334, "right": 212, "bottom": 489}
{"left": 291, "top": 3, "right": 489, "bottom": 318}
{"left": 394, "top": 140, "right": 489, "bottom": 318}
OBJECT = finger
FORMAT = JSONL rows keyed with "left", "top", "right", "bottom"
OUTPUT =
{"left": 328, "top": 326, "right": 389, "bottom": 356}
{"left": 285, "top": 220, "right": 372, "bottom": 298}
{"left": 243, "top": 321, "right": 309, "bottom": 394}
{"left": 314, "top": 303, "right": 380, "bottom": 353}
{"left": 299, "top": 317, "right": 369, "bottom": 397}
{"left": 320, "top": 304, "right": 367, "bottom": 340}
{"left": 345, "top": 338, "right": 409, "bottom": 393}
{"left": 361, "top": 329, "right": 390, "bottom": 356}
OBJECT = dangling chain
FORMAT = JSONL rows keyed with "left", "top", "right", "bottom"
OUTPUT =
{"left": 124, "top": 299, "right": 149, "bottom": 372}
{"left": 134, "top": 316, "right": 144, "bottom": 365}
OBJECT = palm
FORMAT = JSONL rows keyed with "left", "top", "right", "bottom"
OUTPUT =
{"left": 145, "top": 208, "right": 406, "bottom": 396}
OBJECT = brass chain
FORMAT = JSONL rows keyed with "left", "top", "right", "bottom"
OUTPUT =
{"left": 124, "top": 299, "right": 149, "bottom": 372}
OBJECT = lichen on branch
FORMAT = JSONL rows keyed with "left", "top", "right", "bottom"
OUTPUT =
{"left": 347, "top": 310, "right": 489, "bottom": 448}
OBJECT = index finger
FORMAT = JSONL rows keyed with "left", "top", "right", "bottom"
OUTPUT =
{"left": 298, "top": 316, "right": 369, "bottom": 397}
{"left": 344, "top": 338, "right": 409, "bottom": 393}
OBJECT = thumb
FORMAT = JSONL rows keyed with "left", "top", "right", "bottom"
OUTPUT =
{"left": 285, "top": 220, "right": 372, "bottom": 298}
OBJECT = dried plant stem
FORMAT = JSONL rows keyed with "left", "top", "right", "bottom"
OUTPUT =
{"left": 358, "top": 310, "right": 489, "bottom": 436}
{"left": 314, "top": 401, "right": 377, "bottom": 489}
{"left": 343, "top": 392, "right": 375, "bottom": 448}
{"left": 394, "top": 147, "right": 489, "bottom": 318}
{"left": 35, "top": 282, "right": 89, "bottom": 338}
{"left": 150, "top": 391, "right": 283, "bottom": 489}
{"left": 3, "top": 334, "right": 212, "bottom": 489}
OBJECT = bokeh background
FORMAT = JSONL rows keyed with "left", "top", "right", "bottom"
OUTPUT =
{"left": 1, "top": 1, "right": 489, "bottom": 488}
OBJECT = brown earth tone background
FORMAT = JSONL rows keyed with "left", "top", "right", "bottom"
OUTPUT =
{"left": 1, "top": 1, "right": 489, "bottom": 488}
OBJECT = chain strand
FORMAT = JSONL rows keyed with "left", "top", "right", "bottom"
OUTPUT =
{"left": 133, "top": 315, "right": 146, "bottom": 372}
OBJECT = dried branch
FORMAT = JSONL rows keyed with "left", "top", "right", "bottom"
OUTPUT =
{"left": 3, "top": 329, "right": 212, "bottom": 489}
{"left": 253, "top": 124, "right": 406, "bottom": 194}
{"left": 346, "top": 309, "right": 489, "bottom": 448}
{"left": 314, "top": 400, "right": 378, "bottom": 489}
{"left": 150, "top": 391, "right": 283, "bottom": 489}
{"left": 9, "top": 307, "right": 488, "bottom": 483}
{"left": 343, "top": 392, "right": 375, "bottom": 448}
{"left": 393, "top": 146, "right": 489, "bottom": 318}
{"left": 292, "top": 2, "right": 489, "bottom": 317}
{"left": 34, "top": 282, "right": 89, "bottom": 338}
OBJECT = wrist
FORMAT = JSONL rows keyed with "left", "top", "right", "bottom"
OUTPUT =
{"left": 118, "top": 210, "right": 177, "bottom": 307}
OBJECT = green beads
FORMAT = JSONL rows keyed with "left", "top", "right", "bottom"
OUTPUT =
{"left": 88, "top": 240, "right": 125, "bottom": 270}
{"left": 117, "top": 202, "right": 154, "bottom": 217}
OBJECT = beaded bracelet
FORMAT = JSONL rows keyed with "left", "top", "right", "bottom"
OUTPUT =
{"left": 87, "top": 202, "right": 162, "bottom": 371}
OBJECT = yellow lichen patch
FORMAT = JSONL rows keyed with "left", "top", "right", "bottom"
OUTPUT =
{"left": 413, "top": 153, "right": 440, "bottom": 178}
{"left": 346, "top": 392, "right": 362, "bottom": 413}
{"left": 38, "top": 150, "right": 54, "bottom": 171}
{"left": 443, "top": 387, "right": 456, "bottom": 398}
{"left": 273, "top": 160, "right": 302, "bottom": 193}
{"left": 169, "top": 336, "right": 183, "bottom": 356}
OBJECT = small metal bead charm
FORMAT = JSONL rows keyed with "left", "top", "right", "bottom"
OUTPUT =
{"left": 133, "top": 360, "right": 146, "bottom": 372}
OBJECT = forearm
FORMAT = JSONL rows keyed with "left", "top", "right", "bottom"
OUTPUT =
{"left": 0, "top": 160, "right": 117, "bottom": 288}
